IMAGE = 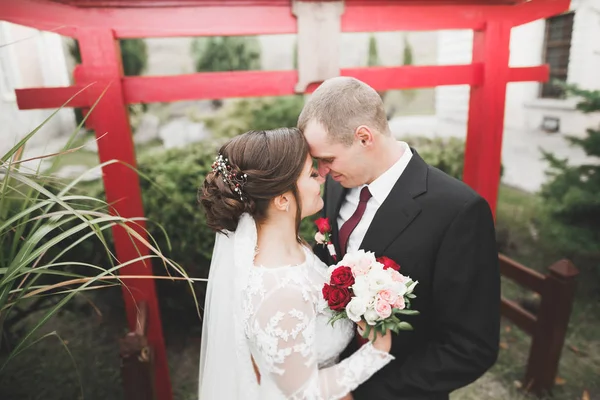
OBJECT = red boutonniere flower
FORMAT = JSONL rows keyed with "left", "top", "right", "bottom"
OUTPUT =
{"left": 314, "top": 217, "right": 337, "bottom": 261}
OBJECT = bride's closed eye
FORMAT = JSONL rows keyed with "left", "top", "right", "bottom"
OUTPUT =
{"left": 310, "top": 169, "right": 319, "bottom": 178}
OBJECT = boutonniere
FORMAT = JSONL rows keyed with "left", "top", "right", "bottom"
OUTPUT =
{"left": 314, "top": 217, "right": 337, "bottom": 261}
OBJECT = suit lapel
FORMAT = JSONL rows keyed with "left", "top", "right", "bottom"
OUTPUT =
{"left": 325, "top": 176, "right": 347, "bottom": 258}
{"left": 359, "top": 149, "right": 428, "bottom": 256}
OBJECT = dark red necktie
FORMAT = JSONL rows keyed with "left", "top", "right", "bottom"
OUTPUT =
{"left": 338, "top": 186, "right": 372, "bottom": 346}
{"left": 338, "top": 186, "right": 372, "bottom": 259}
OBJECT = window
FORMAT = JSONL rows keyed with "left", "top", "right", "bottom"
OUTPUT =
{"left": 540, "top": 12, "right": 574, "bottom": 99}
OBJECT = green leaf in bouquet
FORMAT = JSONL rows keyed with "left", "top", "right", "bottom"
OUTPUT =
{"left": 406, "top": 293, "right": 416, "bottom": 299}
{"left": 328, "top": 311, "right": 347, "bottom": 327}
{"left": 397, "top": 321, "right": 414, "bottom": 331}
{"left": 395, "top": 309, "right": 420, "bottom": 316}
{"left": 363, "top": 323, "right": 372, "bottom": 340}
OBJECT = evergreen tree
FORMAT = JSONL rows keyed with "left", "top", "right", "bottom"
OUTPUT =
{"left": 540, "top": 84, "right": 600, "bottom": 258}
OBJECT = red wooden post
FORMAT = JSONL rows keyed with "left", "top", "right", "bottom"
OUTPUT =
{"left": 525, "top": 260, "right": 579, "bottom": 395}
{"left": 120, "top": 301, "right": 156, "bottom": 400}
{"left": 75, "top": 28, "right": 171, "bottom": 399}
{"left": 463, "top": 21, "right": 512, "bottom": 218}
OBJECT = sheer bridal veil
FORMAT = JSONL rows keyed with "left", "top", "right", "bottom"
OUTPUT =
{"left": 198, "top": 213, "right": 258, "bottom": 400}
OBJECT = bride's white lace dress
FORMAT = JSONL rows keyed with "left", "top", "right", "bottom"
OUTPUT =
{"left": 244, "top": 245, "right": 394, "bottom": 399}
{"left": 198, "top": 214, "right": 393, "bottom": 400}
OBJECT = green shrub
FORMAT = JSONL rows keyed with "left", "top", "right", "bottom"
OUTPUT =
{"left": 403, "top": 136, "right": 466, "bottom": 180}
{"left": 403, "top": 136, "right": 504, "bottom": 181}
{"left": 202, "top": 95, "right": 305, "bottom": 139}
{"left": 84, "top": 142, "right": 219, "bottom": 332}
{"left": 191, "top": 36, "right": 261, "bottom": 73}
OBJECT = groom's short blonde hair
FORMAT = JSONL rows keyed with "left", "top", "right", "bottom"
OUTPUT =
{"left": 297, "top": 76, "right": 390, "bottom": 146}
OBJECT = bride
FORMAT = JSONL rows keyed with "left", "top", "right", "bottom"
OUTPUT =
{"left": 198, "top": 127, "right": 394, "bottom": 399}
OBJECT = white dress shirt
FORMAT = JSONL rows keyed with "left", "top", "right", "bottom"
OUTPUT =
{"left": 337, "top": 141, "right": 413, "bottom": 253}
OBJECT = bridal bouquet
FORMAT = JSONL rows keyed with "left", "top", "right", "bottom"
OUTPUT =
{"left": 322, "top": 250, "right": 419, "bottom": 341}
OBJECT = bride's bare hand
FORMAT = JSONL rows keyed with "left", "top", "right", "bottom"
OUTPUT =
{"left": 357, "top": 320, "right": 392, "bottom": 353}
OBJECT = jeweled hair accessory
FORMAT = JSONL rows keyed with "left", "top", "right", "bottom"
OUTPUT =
{"left": 211, "top": 154, "right": 248, "bottom": 201}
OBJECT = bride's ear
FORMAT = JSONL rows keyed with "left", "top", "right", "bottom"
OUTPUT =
{"left": 273, "top": 193, "right": 292, "bottom": 213}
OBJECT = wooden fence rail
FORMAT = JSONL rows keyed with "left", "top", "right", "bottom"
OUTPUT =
{"left": 499, "top": 254, "right": 579, "bottom": 396}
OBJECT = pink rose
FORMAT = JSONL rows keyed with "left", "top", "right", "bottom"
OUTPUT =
{"left": 351, "top": 261, "right": 370, "bottom": 276}
{"left": 378, "top": 289, "right": 397, "bottom": 304}
{"left": 392, "top": 295, "right": 406, "bottom": 310}
{"left": 375, "top": 296, "right": 392, "bottom": 319}
{"left": 390, "top": 270, "right": 409, "bottom": 284}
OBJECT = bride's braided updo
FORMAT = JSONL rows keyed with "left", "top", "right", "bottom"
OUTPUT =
{"left": 200, "top": 128, "right": 310, "bottom": 234}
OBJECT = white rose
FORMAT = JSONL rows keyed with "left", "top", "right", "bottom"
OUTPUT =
{"left": 351, "top": 275, "right": 374, "bottom": 299}
{"left": 371, "top": 261, "right": 385, "bottom": 271}
{"left": 345, "top": 297, "right": 368, "bottom": 322}
{"left": 390, "top": 280, "right": 407, "bottom": 297}
{"left": 363, "top": 307, "right": 381, "bottom": 325}
{"left": 368, "top": 268, "right": 392, "bottom": 293}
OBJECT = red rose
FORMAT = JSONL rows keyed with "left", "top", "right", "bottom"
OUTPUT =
{"left": 377, "top": 256, "right": 400, "bottom": 271}
{"left": 327, "top": 286, "right": 352, "bottom": 311}
{"left": 322, "top": 283, "right": 331, "bottom": 301}
{"left": 330, "top": 266, "right": 355, "bottom": 288}
{"left": 315, "top": 217, "right": 331, "bottom": 234}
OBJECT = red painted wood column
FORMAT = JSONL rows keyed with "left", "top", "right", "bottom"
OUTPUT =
{"left": 75, "top": 28, "right": 172, "bottom": 399}
{"left": 463, "top": 21, "right": 512, "bottom": 218}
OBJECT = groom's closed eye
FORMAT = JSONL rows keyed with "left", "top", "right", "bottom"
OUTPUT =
{"left": 316, "top": 157, "right": 335, "bottom": 164}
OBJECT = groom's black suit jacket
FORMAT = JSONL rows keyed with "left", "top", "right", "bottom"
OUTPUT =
{"left": 314, "top": 150, "right": 500, "bottom": 400}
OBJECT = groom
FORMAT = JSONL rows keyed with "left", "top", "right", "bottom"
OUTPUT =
{"left": 299, "top": 77, "right": 500, "bottom": 399}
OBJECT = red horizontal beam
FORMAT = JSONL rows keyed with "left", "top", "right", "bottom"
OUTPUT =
{"left": 1, "top": 0, "right": 297, "bottom": 38}
{"left": 124, "top": 70, "right": 296, "bottom": 103}
{"left": 15, "top": 86, "right": 91, "bottom": 110}
{"left": 126, "top": 65, "right": 484, "bottom": 103}
{"left": 51, "top": 0, "right": 527, "bottom": 7}
{"left": 3, "top": 0, "right": 565, "bottom": 38}
{"left": 510, "top": 0, "right": 571, "bottom": 27}
{"left": 15, "top": 65, "right": 481, "bottom": 109}
{"left": 342, "top": 4, "right": 494, "bottom": 31}
{"left": 15, "top": 64, "right": 550, "bottom": 110}
{"left": 507, "top": 65, "right": 549, "bottom": 83}
{"left": 342, "top": 64, "right": 483, "bottom": 90}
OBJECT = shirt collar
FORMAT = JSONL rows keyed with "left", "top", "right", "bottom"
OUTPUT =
{"left": 365, "top": 141, "right": 413, "bottom": 205}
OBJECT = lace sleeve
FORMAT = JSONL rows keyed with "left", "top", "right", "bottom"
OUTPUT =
{"left": 249, "top": 283, "right": 394, "bottom": 399}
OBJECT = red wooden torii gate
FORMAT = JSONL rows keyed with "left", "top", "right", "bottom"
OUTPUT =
{"left": 1, "top": 0, "right": 570, "bottom": 398}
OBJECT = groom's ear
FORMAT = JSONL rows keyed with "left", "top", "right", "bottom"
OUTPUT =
{"left": 355, "top": 125, "right": 373, "bottom": 146}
